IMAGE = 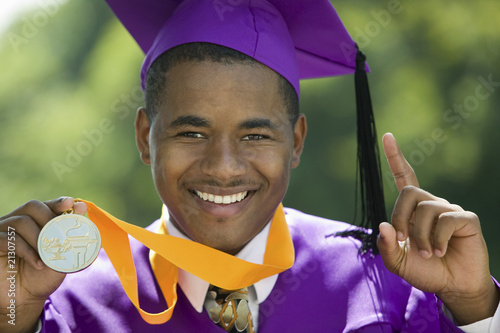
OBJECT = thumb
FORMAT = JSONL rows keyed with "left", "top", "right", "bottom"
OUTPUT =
{"left": 377, "top": 222, "right": 404, "bottom": 274}
{"left": 43, "top": 197, "right": 87, "bottom": 216}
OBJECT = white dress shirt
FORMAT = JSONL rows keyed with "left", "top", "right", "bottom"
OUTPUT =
{"left": 166, "top": 217, "right": 277, "bottom": 332}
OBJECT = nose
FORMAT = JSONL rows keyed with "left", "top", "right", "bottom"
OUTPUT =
{"left": 200, "top": 137, "right": 247, "bottom": 180}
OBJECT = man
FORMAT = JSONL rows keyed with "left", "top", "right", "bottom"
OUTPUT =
{"left": 1, "top": 1, "right": 499, "bottom": 332}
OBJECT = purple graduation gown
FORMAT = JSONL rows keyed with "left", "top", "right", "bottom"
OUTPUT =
{"left": 42, "top": 208, "right": 465, "bottom": 332}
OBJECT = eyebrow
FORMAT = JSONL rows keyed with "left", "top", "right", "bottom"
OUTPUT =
{"left": 168, "top": 115, "right": 211, "bottom": 129}
{"left": 238, "top": 118, "right": 277, "bottom": 131}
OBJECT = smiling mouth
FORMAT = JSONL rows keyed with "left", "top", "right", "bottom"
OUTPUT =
{"left": 194, "top": 190, "right": 249, "bottom": 204}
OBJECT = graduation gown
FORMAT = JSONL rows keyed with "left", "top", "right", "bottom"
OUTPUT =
{"left": 42, "top": 208, "right": 465, "bottom": 332}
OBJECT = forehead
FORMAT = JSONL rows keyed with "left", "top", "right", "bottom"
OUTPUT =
{"left": 159, "top": 60, "right": 288, "bottom": 124}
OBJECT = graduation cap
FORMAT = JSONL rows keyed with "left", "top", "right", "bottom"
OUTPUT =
{"left": 105, "top": 0, "right": 387, "bottom": 254}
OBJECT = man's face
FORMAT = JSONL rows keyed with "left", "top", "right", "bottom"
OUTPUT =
{"left": 136, "top": 60, "right": 306, "bottom": 254}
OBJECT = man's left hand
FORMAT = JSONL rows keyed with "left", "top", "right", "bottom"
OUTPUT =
{"left": 377, "top": 133, "right": 499, "bottom": 325}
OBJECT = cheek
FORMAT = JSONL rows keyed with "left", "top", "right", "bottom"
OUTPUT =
{"left": 150, "top": 145, "right": 198, "bottom": 190}
{"left": 250, "top": 146, "right": 292, "bottom": 185}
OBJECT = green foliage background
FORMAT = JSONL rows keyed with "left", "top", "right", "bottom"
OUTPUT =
{"left": 1, "top": 1, "right": 499, "bottom": 277}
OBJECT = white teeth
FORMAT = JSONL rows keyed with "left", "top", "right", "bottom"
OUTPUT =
{"left": 195, "top": 190, "right": 248, "bottom": 204}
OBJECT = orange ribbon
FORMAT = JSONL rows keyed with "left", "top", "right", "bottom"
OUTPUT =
{"left": 78, "top": 199, "right": 294, "bottom": 325}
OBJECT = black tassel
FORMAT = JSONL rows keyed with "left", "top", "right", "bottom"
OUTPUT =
{"left": 335, "top": 46, "right": 387, "bottom": 255}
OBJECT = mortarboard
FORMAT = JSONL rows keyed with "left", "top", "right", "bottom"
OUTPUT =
{"left": 105, "top": 0, "right": 387, "bottom": 254}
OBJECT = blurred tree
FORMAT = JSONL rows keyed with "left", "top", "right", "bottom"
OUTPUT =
{"left": 1, "top": 0, "right": 499, "bottom": 277}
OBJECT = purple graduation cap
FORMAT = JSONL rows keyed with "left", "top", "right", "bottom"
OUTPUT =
{"left": 105, "top": 0, "right": 387, "bottom": 253}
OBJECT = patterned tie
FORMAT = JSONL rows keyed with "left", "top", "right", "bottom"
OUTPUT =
{"left": 208, "top": 285, "right": 255, "bottom": 333}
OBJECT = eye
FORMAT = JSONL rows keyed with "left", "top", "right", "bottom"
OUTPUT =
{"left": 179, "top": 132, "right": 205, "bottom": 139}
{"left": 242, "top": 134, "right": 268, "bottom": 141}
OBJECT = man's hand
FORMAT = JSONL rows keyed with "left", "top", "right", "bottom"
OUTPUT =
{"left": 0, "top": 197, "right": 87, "bottom": 333}
{"left": 377, "top": 133, "right": 500, "bottom": 325}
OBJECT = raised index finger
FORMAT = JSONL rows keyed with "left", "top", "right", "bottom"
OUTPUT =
{"left": 383, "top": 133, "right": 419, "bottom": 191}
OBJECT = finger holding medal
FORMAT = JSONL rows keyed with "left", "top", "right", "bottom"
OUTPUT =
{"left": 0, "top": 197, "right": 87, "bottom": 333}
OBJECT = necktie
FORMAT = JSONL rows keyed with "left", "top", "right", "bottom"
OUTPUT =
{"left": 208, "top": 285, "right": 255, "bottom": 333}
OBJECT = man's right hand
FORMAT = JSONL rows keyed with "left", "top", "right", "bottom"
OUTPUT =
{"left": 0, "top": 197, "right": 87, "bottom": 333}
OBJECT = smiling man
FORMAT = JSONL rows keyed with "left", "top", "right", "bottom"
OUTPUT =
{"left": 0, "top": 0, "right": 499, "bottom": 332}
{"left": 137, "top": 56, "right": 305, "bottom": 255}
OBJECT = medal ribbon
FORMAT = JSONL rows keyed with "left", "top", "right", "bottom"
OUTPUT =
{"left": 77, "top": 199, "right": 294, "bottom": 325}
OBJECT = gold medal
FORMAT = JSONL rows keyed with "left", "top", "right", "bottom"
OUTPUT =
{"left": 38, "top": 208, "right": 101, "bottom": 273}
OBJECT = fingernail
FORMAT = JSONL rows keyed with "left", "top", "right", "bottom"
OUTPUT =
{"left": 397, "top": 231, "right": 405, "bottom": 241}
{"left": 434, "top": 249, "right": 442, "bottom": 257}
{"left": 419, "top": 250, "right": 430, "bottom": 258}
{"left": 37, "top": 260, "right": 44, "bottom": 269}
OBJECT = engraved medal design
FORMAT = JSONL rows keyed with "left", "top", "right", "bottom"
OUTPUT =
{"left": 38, "top": 213, "right": 101, "bottom": 273}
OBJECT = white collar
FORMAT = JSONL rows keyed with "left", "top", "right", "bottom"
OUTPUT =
{"left": 165, "top": 214, "right": 278, "bottom": 313}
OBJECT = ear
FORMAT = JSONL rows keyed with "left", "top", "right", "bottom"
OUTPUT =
{"left": 291, "top": 114, "right": 307, "bottom": 168}
{"left": 135, "top": 107, "right": 152, "bottom": 165}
